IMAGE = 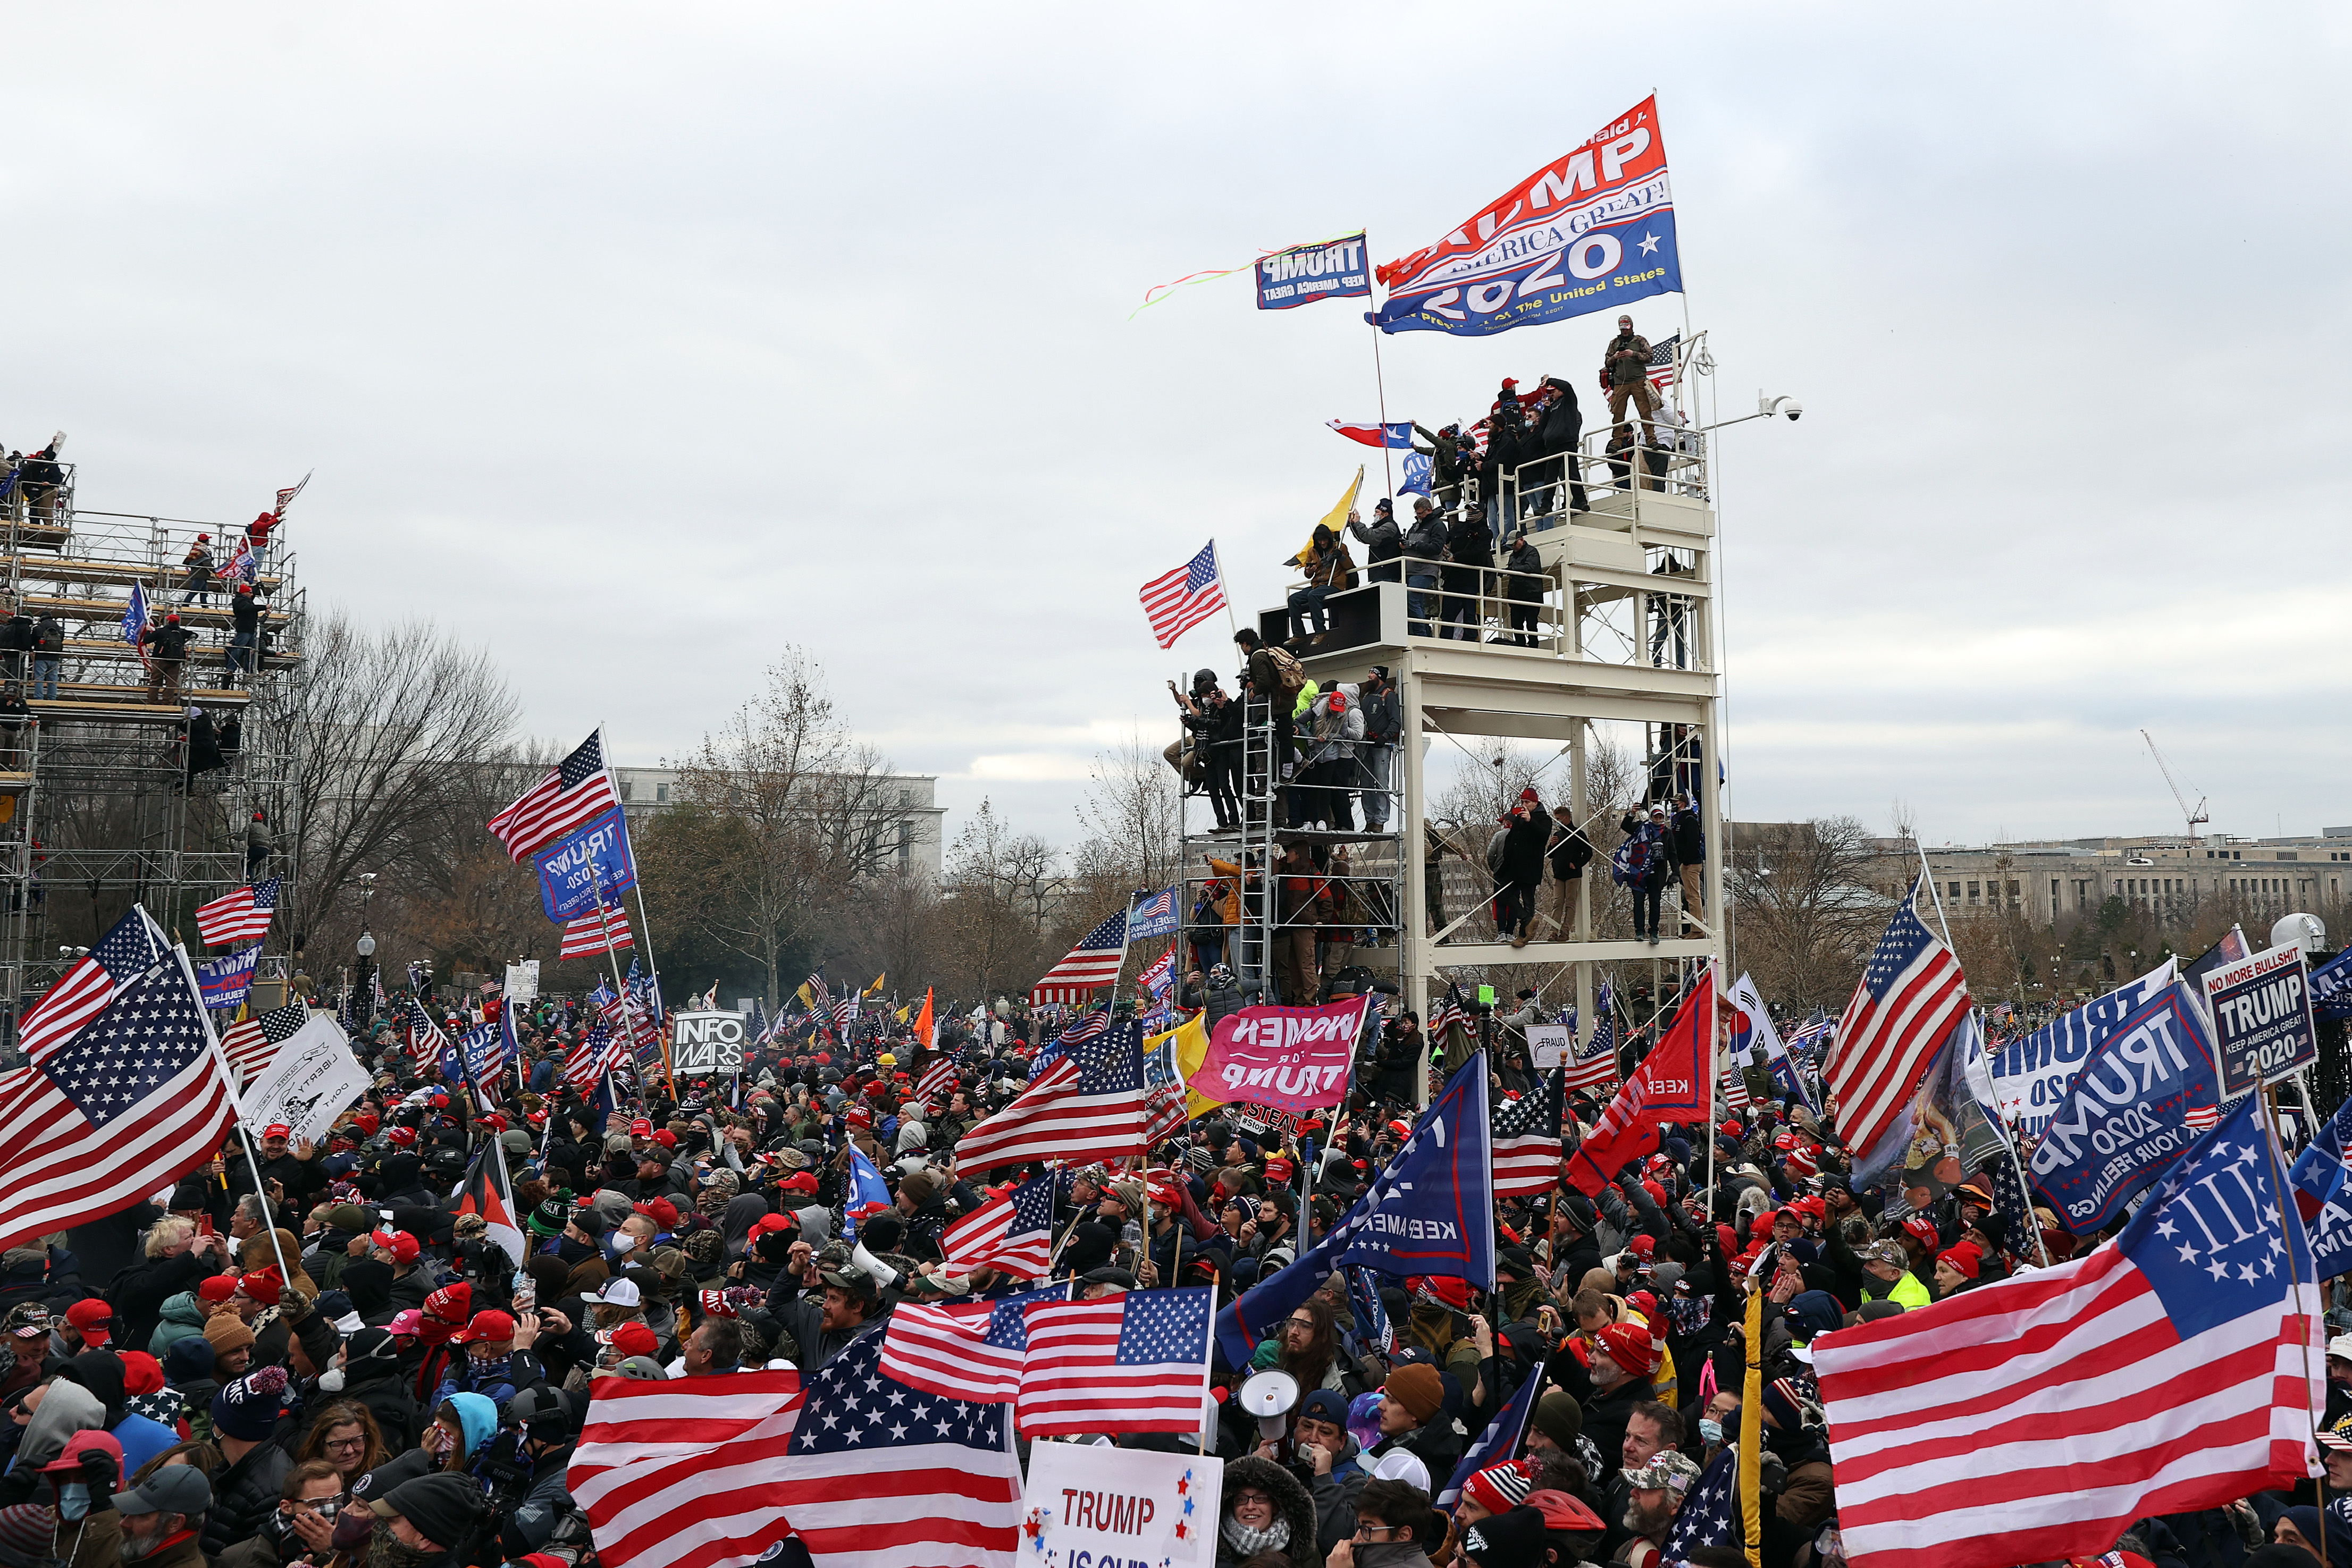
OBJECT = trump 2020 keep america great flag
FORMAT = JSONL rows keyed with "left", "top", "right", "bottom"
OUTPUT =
{"left": 1811, "top": 1092, "right": 2322, "bottom": 1568}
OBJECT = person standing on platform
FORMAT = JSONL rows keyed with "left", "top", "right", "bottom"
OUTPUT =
{"left": 1505, "top": 528, "right": 1544, "bottom": 648}
{"left": 1441, "top": 504, "right": 1491, "bottom": 643}
{"left": 1601, "top": 315, "right": 1658, "bottom": 443}
{"left": 1619, "top": 803, "right": 1669, "bottom": 946}
{"left": 225, "top": 584, "right": 261, "bottom": 681}
{"left": 142, "top": 612, "right": 193, "bottom": 703}
{"left": 1402, "top": 500, "right": 1446, "bottom": 638}
{"left": 1669, "top": 791, "right": 1705, "bottom": 935}
{"left": 1349, "top": 499, "right": 1402, "bottom": 585}
{"left": 29, "top": 608, "right": 62, "bottom": 700}
{"left": 1499, "top": 789, "right": 1550, "bottom": 949}
{"left": 1356, "top": 667, "right": 1398, "bottom": 834}
{"left": 180, "top": 534, "right": 219, "bottom": 607}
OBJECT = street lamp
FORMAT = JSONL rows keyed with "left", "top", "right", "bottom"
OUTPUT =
{"left": 352, "top": 873, "right": 378, "bottom": 1025}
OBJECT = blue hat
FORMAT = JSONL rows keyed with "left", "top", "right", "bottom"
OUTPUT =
{"left": 1299, "top": 1387, "right": 1349, "bottom": 1427}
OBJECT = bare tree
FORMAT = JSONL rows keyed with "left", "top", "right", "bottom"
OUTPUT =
{"left": 1727, "top": 815, "right": 1887, "bottom": 1010}
{"left": 935, "top": 798, "right": 1063, "bottom": 1005}
{"left": 269, "top": 615, "right": 521, "bottom": 960}
{"left": 1069, "top": 728, "right": 1183, "bottom": 915}
{"left": 640, "top": 651, "right": 912, "bottom": 1009}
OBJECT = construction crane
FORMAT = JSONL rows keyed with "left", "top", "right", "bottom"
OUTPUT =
{"left": 2140, "top": 729, "right": 2210, "bottom": 842}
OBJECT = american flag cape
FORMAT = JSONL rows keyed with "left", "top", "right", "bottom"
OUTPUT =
{"left": 488, "top": 728, "right": 623, "bottom": 863}
{"left": 0, "top": 934, "right": 239, "bottom": 1251}
{"left": 1030, "top": 908, "right": 1129, "bottom": 1006}
{"left": 120, "top": 584, "right": 152, "bottom": 669}
{"left": 218, "top": 1001, "right": 311, "bottom": 1087}
{"left": 195, "top": 878, "right": 278, "bottom": 946}
{"left": 955, "top": 1020, "right": 1148, "bottom": 1173}
{"left": 565, "top": 1368, "right": 807, "bottom": 1568}
{"left": 1812, "top": 1092, "right": 2322, "bottom": 1568}
{"left": 1561, "top": 982, "right": 1618, "bottom": 1094}
{"left": 1018, "top": 1287, "right": 1213, "bottom": 1437}
{"left": 1139, "top": 541, "right": 1227, "bottom": 650}
{"left": 22, "top": 909, "right": 171, "bottom": 1064}
{"left": 1826, "top": 886, "right": 1971, "bottom": 1175}
{"left": 879, "top": 1282, "right": 1068, "bottom": 1402}
{"left": 937, "top": 1172, "right": 1060, "bottom": 1279}
{"left": 1490, "top": 1066, "right": 1563, "bottom": 1198}
{"left": 1563, "top": 975, "right": 1709, "bottom": 1198}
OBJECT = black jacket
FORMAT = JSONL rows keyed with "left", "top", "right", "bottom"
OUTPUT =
{"left": 0, "top": 614, "right": 30, "bottom": 653}
{"left": 1444, "top": 511, "right": 1492, "bottom": 570}
{"left": 1402, "top": 515, "right": 1447, "bottom": 570}
{"left": 29, "top": 616, "right": 61, "bottom": 655}
{"left": 1357, "top": 683, "right": 1400, "bottom": 745}
{"left": 142, "top": 624, "right": 194, "bottom": 663}
{"left": 204, "top": 1439, "right": 292, "bottom": 1559}
{"left": 105, "top": 1247, "right": 212, "bottom": 1353}
{"left": 1506, "top": 537, "right": 1543, "bottom": 602}
{"left": 231, "top": 595, "right": 261, "bottom": 636}
{"left": 340, "top": 1355, "right": 421, "bottom": 1454}
{"left": 1548, "top": 821, "right": 1593, "bottom": 881}
{"left": 1538, "top": 378, "right": 1582, "bottom": 453}
{"left": 1500, "top": 811, "right": 1549, "bottom": 884}
{"left": 1669, "top": 807, "right": 1704, "bottom": 866}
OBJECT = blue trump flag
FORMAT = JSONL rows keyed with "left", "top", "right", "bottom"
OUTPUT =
{"left": 842, "top": 1146, "right": 893, "bottom": 1244}
{"left": 1439, "top": 1362, "right": 1545, "bottom": 1510}
{"left": 2027, "top": 981, "right": 2222, "bottom": 1233}
{"left": 1215, "top": 1057, "right": 1493, "bottom": 1366}
{"left": 2291, "top": 1096, "right": 2352, "bottom": 1279}
{"left": 535, "top": 809, "right": 639, "bottom": 922}
{"left": 196, "top": 947, "right": 260, "bottom": 1011}
{"left": 2310, "top": 946, "right": 2352, "bottom": 1022}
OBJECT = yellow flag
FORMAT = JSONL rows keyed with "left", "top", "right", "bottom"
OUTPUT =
{"left": 1139, "top": 1011, "right": 1220, "bottom": 1120}
{"left": 1741, "top": 1283, "right": 1764, "bottom": 1566}
{"left": 794, "top": 982, "right": 812, "bottom": 1009}
{"left": 869, "top": 972, "right": 886, "bottom": 994}
{"left": 1297, "top": 466, "right": 1364, "bottom": 565}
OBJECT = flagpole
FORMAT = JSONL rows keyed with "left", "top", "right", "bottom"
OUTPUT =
{"left": 1368, "top": 306, "right": 1396, "bottom": 502}
{"left": 1209, "top": 538, "right": 1242, "bottom": 653}
{"left": 2260, "top": 1080, "right": 2326, "bottom": 1554}
{"left": 170, "top": 912, "right": 296, "bottom": 1286}
{"left": 596, "top": 720, "right": 670, "bottom": 1070}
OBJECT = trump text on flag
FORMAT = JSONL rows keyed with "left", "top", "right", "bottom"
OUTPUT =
{"left": 1255, "top": 233, "right": 1368, "bottom": 310}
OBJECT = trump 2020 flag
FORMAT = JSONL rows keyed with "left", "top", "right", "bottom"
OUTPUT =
{"left": 2026, "top": 981, "right": 2221, "bottom": 1234}
{"left": 2292, "top": 1095, "right": 2352, "bottom": 1279}
{"left": 1372, "top": 97, "right": 1679, "bottom": 338}
{"left": 1216, "top": 1057, "right": 1492, "bottom": 1365}
{"left": 1812, "top": 1092, "right": 2322, "bottom": 1568}
{"left": 842, "top": 1147, "right": 892, "bottom": 1245}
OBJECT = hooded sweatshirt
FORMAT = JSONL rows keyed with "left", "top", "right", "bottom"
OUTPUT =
{"left": 148, "top": 1292, "right": 212, "bottom": 1358}
{"left": 14, "top": 1377, "right": 103, "bottom": 1470}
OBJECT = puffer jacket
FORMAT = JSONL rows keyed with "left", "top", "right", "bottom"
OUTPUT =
{"left": 148, "top": 1291, "right": 212, "bottom": 1357}
{"left": 1214, "top": 1454, "right": 1322, "bottom": 1568}
{"left": 203, "top": 1437, "right": 292, "bottom": 1558}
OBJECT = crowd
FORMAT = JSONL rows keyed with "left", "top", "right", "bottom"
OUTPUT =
{"left": 3, "top": 966, "right": 2335, "bottom": 1568}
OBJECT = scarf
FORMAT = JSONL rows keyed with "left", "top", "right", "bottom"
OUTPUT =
{"left": 1219, "top": 1516, "right": 1290, "bottom": 1558}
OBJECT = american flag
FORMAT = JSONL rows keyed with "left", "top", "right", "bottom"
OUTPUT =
{"left": 1721, "top": 1067, "right": 1752, "bottom": 1111}
{"left": 1018, "top": 1287, "right": 1213, "bottom": 1437}
{"left": 21, "top": 908, "right": 169, "bottom": 1064}
{"left": 915, "top": 1055, "right": 958, "bottom": 1105}
{"left": 559, "top": 904, "right": 632, "bottom": 959}
{"left": 1826, "top": 887, "right": 1971, "bottom": 1173}
{"left": 222, "top": 537, "right": 255, "bottom": 585}
{"left": 1661, "top": 1449, "right": 1737, "bottom": 1563}
{"left": 805, "top": 971, "right": 832, "bottom": 1019}
{"left": 487, "top": 728, "right": 622, "bottom": 863}
{"left": 1030, "top": 908, "right": 1129, "bottom": 1007}
{"left": 1141, "top": 1032, "right": 1190, "bottom": 1144}
{"left": 880, "top": 1282, "right": 1068, "bottom": 1402}
{"left": 832, "top": 994, "right": 858, "bottom": 1034}
{"left": 0, "top": 943, "right": 239, "bottom": 1252}
{"left": 1429, "top": 982, "right": 1472, "bottom": 1045}
{"left": 405, "top": 998, "right": 450, "bottom": 1065}
{"left": 1138, "top": 542, "right": 1227, "bottom": 650}
{"left": 603, "top": 992, "right": 662, "bottom": 1070}
{"left": 1054, "top": 1005, "right": 1111, "bottom": 1053}
{"left": 777, "top": 1333, "right": 1021, "bottom": 1568}
{"left": 272, "top": 471, "right": 311, "bottom": 517}
{"left": 1563, "top": 982, "right": 1618, "bottom": 1093}
{"left": 566, "top": 1023, "right": 626, "bottom": 1094}
{"left": 938, "top": 1173, "right": 1061, "bottom": 1279}
{"left": 955, "top": 1019, "right": 1147, "bottom": 1173}
{"left": 565, "top": 1367, "right": 807, "bottom": 1568}
{"left": 1128, "top": 886, "right": 1180, "bottom": 940}
{"left": 1490, "top": 1067, "right": 1563, "bottom": 1198}
{"left": 218, "top": 1001, "right": 311, "bottom": 1086}
{"left": 1645, "top": 331, "right": 1682, "bottom": 392}
{"left": 194, "top": 879, "right": 278, "bottom": 946}
{"left": 1813, "top": 1093, "right": 2321, "bottom": 1568}
{"left": 1784, "top": 1010, "right": 1834, "bottom": 1052}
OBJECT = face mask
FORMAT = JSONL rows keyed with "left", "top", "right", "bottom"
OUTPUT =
{"left": 57, "top": 1483, "right": 90, "bottom": 1522}
{"left": 318, "top": 1367, "right": 346, "bottom": 1392}
{"left": 555, "top": 1237, "right": 592, "bottom": 1264}
{"left": 1699, "top": 1419, "right": 1723, "bottom": 1446}
{"left": 608, "top": 1233, "right": 636, "bottom": 1257}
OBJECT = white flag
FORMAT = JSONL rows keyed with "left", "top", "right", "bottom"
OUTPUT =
{"left": 237, "top": 1014, "right": 368, "bottom": 1145}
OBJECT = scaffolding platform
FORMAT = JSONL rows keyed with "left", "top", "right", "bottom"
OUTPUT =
{"left": 0, "top": 467, "right": 306, "bottom": 1057}
{"left": 1174, "top": 419, "right": 1725, "bottom": 1082}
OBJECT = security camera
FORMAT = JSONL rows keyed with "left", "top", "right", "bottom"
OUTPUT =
{"left": 1783, "top": 401, "right": 1802, "bottom": 421}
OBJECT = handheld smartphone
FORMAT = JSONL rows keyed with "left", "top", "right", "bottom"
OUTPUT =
{"left": 513, "top": 1280, "right": 536, "bottom": 1311}
{"left": 196, "top": 1212, "right": 215, "bottom": 1237}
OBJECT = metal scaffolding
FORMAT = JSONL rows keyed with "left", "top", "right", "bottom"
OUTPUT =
{"left": 0, "top": 470, "right": 308, "bottom": 1055}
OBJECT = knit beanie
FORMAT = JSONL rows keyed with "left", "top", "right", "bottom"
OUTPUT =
{"left": 372, "top": 1473, "right": 490, "bottom": 1553}
{"left": 1532, "top": 1388, "right": 1584, "bottom": 1449}
{"left": 212, "top": 1365, "right": 288, "bottom": 1443}
{"left": 163, "top": 1336, "right": 215, "bottom": 1384}
{"left": 1460, "top": 1459, "right": 1535, "bottom": 1516}
{"left": 1384, "top": 1363, "right": 1443, "bottom": 1424}
{"left": 202, "top": 1316, "right": 256, "bottom": 1358}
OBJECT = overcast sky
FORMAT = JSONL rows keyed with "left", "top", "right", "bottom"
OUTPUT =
{"left": 11, "top": 5, "right": 2346, "bottom": 854}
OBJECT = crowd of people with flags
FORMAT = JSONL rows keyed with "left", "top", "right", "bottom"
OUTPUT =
{"left": 0, "top": 862, "right": 2349, "bottom": 1568}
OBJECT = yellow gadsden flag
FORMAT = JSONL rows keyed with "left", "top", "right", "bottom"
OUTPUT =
{"left": 1294, "top": 466, "right": 1364, "bottom": 567}
{"left": 1144, "top": 1010, "right": 1221, "bottom": 1121}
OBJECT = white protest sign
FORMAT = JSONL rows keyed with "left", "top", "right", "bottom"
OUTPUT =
{"left": 1022, "top": 1443, "right": 1222, "bottom": 1568}
{"left": 237, "top": 1014, "right": 368, "bottom": 1144}
{"left": 505, "top": 961, "right": 540, "bottom": 1004}
{"left": 1526, "top": 1023, "right": 1571, "bottom": 1071}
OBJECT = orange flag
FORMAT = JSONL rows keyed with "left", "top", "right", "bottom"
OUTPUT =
{"left": 914, "top": 988, "right": 935, "bottom": 1048}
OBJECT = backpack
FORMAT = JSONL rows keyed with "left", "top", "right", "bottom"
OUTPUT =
{"left": 1261, "top": 645, "right": 1307, "bottom": 696}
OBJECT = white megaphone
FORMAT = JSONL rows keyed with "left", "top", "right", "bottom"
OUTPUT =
{"left": 1238, "top": 1368, "right": 1300, "bottom": 1444}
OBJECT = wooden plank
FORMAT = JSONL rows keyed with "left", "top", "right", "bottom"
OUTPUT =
{"left": 20, "top": 595, "right": 289, "bottom": 629}
{"left": 1, "top": 555, "right": 282, "bottom": 592}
